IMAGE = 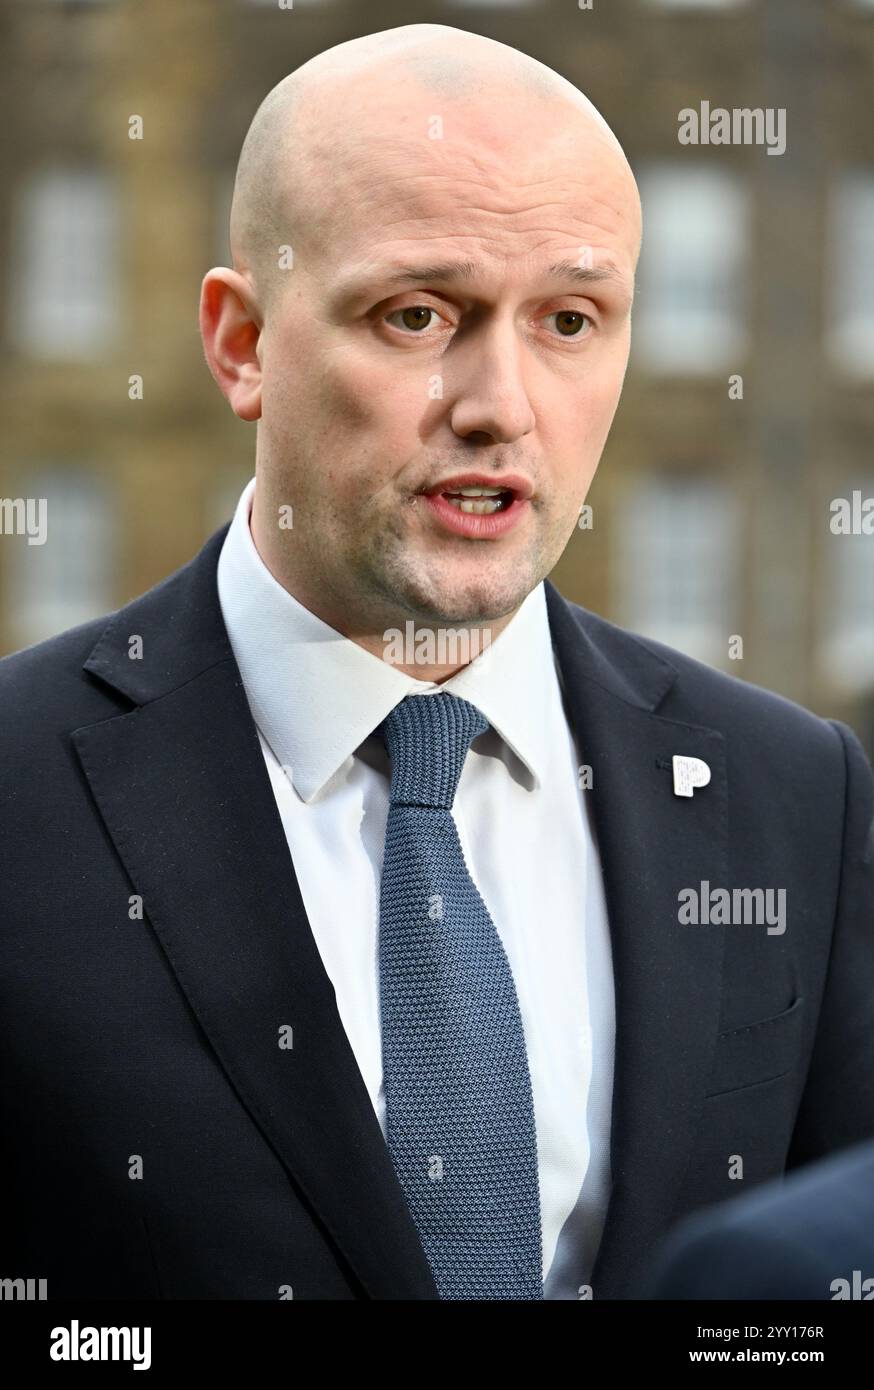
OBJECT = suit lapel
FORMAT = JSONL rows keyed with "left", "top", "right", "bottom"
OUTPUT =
{"left": 545, "top": 581, "right": 728, "bottom": 1299}
{"left": 73, "top": 525, "right": 438, "bottom": 1300}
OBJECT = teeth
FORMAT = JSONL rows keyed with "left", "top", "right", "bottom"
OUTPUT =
{"left": 448, "top": 497, "right": 503, "bottom": 514}
{"left": 448, "top": 486, "right": 505, "bottom": 497}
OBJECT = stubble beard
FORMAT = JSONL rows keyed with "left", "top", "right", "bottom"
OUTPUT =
{"left": 348, "top": 509, "right": 556, "bottom": 629}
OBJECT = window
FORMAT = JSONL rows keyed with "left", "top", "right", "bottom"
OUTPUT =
{"left": 826, "top": 169, "right": 874, "bottom": 377}
{"left": 633, "top": 164, "right": 750, "bottom": 374}
{"left": 643, "top": 0, "right": 751, "bottom": 9}
{"left": 614, "top": 473, "right": 741, "bottom": 667}
{"left": 821, "top": 477, "right": 874, "bottom": 693}
{"left": 4, "top": 468, "right": 115, "bottom": 648}
{"left": 9, "top": 168, "right": 120, "bottom": 359}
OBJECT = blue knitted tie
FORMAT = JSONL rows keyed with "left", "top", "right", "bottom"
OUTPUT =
{"left": 377, "top": 692, "right": 543, "bottom": 1300}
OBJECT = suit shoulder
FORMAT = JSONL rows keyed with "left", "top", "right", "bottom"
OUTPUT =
{"left": 0, "top": 609, "right": 117, "bottom": 691}
{"left": 0, "top": 525, "right": 228, "bottom": 729}
{"left": 0, "top": 607, "right": 129, "bottom": 745}
{"left": 560, "top": 597, "right": 847, "bottom": 757}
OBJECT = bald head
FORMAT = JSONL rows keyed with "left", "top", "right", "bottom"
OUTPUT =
{"left": 229, "top": 23, "right": 639, "bottom": 313}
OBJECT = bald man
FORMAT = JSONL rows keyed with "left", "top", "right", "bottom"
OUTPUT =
{"left": 1, "top": 25, "right": 873, "bottom": 1303}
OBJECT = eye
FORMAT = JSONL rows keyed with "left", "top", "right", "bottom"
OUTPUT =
{"left": 545, "top": 309, "right": 593, "bottom": 339}
{"left": 384, "top": 305, "right": 445, "bottom": 334}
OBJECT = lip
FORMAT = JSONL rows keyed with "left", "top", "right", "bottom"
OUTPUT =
{"left": 423, "top": 491, "right": 529, "bottom": 538}
{"left": 424, "top": 473, "right": 534, "bottom": 501}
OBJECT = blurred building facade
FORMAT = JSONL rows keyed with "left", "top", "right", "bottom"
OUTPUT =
{"left": 1, "top": 0, "right": 872, "bottom": 749}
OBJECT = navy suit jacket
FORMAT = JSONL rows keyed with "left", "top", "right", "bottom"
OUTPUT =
{"left": 1, "top": 523, "right": 873, "bottom": 1299}
{"left": 635, "top": 1137, "right": 874, "bottom": 1300}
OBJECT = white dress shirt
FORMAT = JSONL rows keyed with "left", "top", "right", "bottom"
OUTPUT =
{"left": 216, "top": 476, "right": 615, "bottom": 1297}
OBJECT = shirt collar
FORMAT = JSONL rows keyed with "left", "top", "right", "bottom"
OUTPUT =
{"left": 216, "top": 477, "right": 556, "bottom": 802}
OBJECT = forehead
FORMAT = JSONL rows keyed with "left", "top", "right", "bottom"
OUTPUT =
{"left": 295, "top": 90, "right": 640, "bottom": 279}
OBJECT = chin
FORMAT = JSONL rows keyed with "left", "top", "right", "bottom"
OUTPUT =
{"left": 405, "top": 573, "right": 534, "bottom": 626}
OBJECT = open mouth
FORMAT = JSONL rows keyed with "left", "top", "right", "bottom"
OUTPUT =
{"left": 439, "top": 487, "right": 515, "bottom": 515}
{"left": 420, "top": 474, "right": 532, "bottom": 538}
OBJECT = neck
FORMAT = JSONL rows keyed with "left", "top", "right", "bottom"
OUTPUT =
{"left": 342, "top": 615, "right": 514, "bottom": 684}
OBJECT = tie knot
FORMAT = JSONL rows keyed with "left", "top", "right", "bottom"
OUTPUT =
{"left": 379, "top": 693, "right": 489, "bottom": 810}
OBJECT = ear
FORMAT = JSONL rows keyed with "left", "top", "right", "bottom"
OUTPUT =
{"left": 199, "top": 268, "right": 263, "bottom": 421}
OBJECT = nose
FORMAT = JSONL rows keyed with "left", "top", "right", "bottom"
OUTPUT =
{"left": 448, "top": 320, "right": 536, "bottom": 445}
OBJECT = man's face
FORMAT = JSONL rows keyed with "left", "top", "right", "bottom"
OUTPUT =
{"left": 255, "top": 87, "right": 640, "bottom": 630}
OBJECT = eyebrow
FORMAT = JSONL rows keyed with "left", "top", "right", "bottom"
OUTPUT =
{"left": 337, "top": 258, "right": 633, "bottom": 305}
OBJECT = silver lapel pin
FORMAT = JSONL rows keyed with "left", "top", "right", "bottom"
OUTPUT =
{"left": 673, "top": 754, "right": 711, "bottom": 798}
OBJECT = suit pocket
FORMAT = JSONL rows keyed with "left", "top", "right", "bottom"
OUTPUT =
{"left": 704, "top": 996, "right": 804, "bottom": 1098}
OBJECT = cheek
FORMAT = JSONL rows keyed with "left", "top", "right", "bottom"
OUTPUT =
{"left": 307, "top": 360, "right": 429, "bottom": 482}
{"left": 577, "top": 344, "right": 628, "bottom": 448}
{"left": 321, "top": 354, "right": 434, "bottom": 473}
{"left": 542, "top": 368, "right": 623, "bottom": 500}
{"left": 311, "top": 378, "right": 423, "bottom": 503}
{"left": 330, "top": 351, "right": 434, "bottom": 434}
{"left": 553, "top": 377, "right": 617, "bottom": 459}
{"left": 263, "top": 321, "right": 374, "bottom": 428}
